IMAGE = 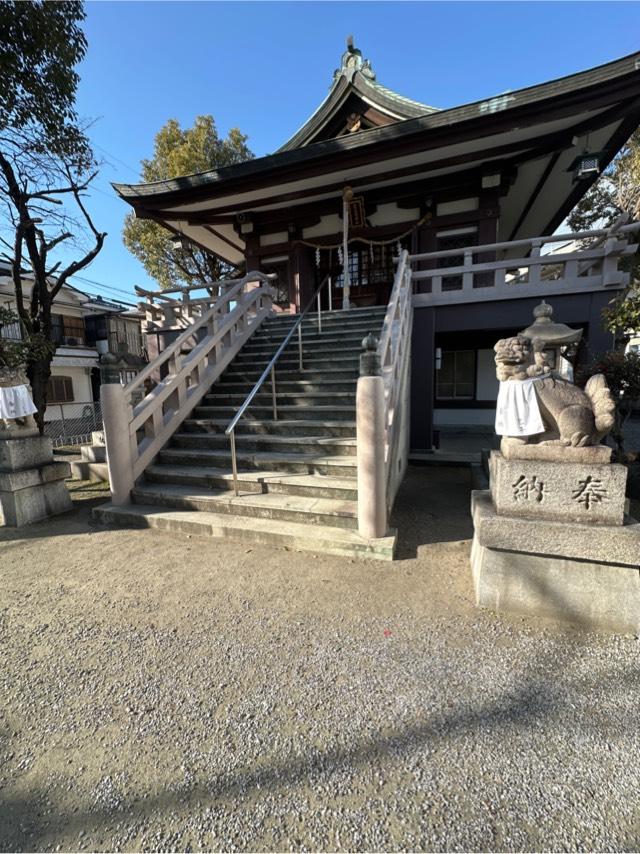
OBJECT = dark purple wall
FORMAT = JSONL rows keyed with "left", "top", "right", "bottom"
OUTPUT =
{"left": 409, "top": 290, "right": 617, "bottom": 451}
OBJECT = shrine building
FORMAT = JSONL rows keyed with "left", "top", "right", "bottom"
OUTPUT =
{"left": 114, "top": 41, "right": 640, "bottom": 452}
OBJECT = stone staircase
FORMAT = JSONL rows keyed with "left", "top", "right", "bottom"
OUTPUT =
{"left": 69, "top": 431, "right": 108, "bottom": 482}
{"left": 95, "top": 306, "right": 397, "bottom": 559}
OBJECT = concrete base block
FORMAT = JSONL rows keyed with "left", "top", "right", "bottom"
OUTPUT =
{"left": 0, "top": 435, "right": 54, "bottom": 472}
{"left": 471, "top": 490, "right": 640, "bottom": 634}
{"left": 489, "top": 450, "right": 627, "bottom": 525}
{"left": 0, "top": 461, "right": 72, "bottom": 527}
{"left": 69, "top": 460, "right": 109, "bottom": 482}
{"left": 80, "top": 444, "right": 106, "bottom": 463}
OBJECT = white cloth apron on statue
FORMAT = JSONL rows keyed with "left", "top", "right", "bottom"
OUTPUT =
{"left": 495, "top": 378, "right": 545, "bottom": 437}
{"left": 0, "top": 385, "right": 38, "bottom": 420}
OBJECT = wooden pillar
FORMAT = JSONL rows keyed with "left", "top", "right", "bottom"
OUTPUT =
{"left": 292, "top": 244, "right": 314, "bottom": 313}
{"left": 414, "top": 220, "right": 436, "bottom": 296}
{"left": 243, "top": 232, "right": 261, "bottom": 274}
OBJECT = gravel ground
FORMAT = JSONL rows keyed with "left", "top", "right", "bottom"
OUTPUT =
{"left": 1, "top": 468, "right": 639, "bottom": 852}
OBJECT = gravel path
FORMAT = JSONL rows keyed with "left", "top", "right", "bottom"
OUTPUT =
{"left": 1, "top": 468, "right": 639, "bottom": 852}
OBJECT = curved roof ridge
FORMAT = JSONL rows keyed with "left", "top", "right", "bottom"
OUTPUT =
{"left": 364, "top": 76, "right": 439, "bottom": 114}
{"left": 278, "top": 39, "right": 439, "bottom": 151}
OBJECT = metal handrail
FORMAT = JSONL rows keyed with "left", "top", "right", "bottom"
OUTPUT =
{"left": 225, "top": 273, "right": 331, "bottom": 495}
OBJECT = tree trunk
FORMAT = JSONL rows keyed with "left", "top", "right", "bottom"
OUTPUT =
{"left": 27, "top": 355, "right": 53, "bottom": 435}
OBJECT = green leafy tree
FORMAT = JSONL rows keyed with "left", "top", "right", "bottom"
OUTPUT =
{"left": 0, "top": 0, "right": 90, "bottom": 160}
{"left": 0, "top": 1, "right": 105, "bottom": 432}
{"left": 590, "top": 350, "right": 640, "bottom": 456}
{"left": 123, "top": 116, "right": 253, "bottom": 290}
{"left": 568, "top": 130, "right": 640, "bottom": 234}
{"left": 568, "top": 130, "right": 640, "bottom": 339}
{"left": 603, "top": 289, "right": 640, "bottom": 347}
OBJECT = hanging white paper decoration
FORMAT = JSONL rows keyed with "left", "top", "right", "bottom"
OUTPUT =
{"left": 315, "top": 247, "right": 320, "bottom": 268}
{"left": 338, "top": 245, "right": 343, "bottom": 266}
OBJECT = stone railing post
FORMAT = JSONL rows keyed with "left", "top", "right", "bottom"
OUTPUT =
{"left": 356, "top": 333, "right": 387, "bottom": 539}
{"left": 100, "top": 353, "right": 134, "bottom": 506}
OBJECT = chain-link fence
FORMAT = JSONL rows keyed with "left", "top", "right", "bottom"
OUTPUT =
{"left": 43, "top": 401, "right": 103, "bottom": 447}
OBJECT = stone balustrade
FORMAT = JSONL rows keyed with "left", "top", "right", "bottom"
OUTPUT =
{"left": 357, "top": 250, "right": 413, "bottom": 539}
{"left": 101, "top": 272, "right": 275, "bottom": 505}
{"left": 410, "top": 221, "right": 640, "bottom": 307}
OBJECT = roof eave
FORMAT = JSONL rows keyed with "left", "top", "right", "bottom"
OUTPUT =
{"left": 112, "top": 50, "right": 640, "bottom": 207}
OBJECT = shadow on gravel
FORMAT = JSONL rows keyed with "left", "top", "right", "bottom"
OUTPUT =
{"left": 1, "top": 653, "right": 636, "bottom": 852}
{"left": 2, "top": 467, "right": 636, "bottom": 851}
{"left": 392, "top": 464, "right": 474, "bottom": 559}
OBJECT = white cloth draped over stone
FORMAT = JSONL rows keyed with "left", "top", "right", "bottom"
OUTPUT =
{"left": 0, "top": 384, "right": 37, "bottom": 420}
{"left": 495, "top": 378, "right": 546, "bottom": 437}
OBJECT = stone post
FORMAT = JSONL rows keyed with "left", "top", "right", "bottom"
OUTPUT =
{"left": 100, "top": 353, "right": 134, "bottom": 506}
{"left": 356, "top": 334, "right": 387, "bottom": 539}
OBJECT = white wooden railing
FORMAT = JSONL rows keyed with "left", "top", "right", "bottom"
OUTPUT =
{"left": 356, "top": 250, "right": 413, "bottom": 540}
{"left": 135, "top": 275, "right": 273, "bottom": 330}
{"left": 411, "top": 222, "right": 640, "bottom": 307}
{"left": 102, "top": 272, "right": 275, "bottom": 504}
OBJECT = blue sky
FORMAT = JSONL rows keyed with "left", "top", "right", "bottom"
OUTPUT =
{"left": 67, "top": 0, "right": 640, "bottom": 304}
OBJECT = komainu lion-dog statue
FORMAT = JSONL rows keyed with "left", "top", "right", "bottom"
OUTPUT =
{"left": 494, "top": 334, "right": 616, "bottom": 456}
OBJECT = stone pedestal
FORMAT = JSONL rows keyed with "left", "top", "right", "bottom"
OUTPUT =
{"left": 0, "top": 435, "right": 71, "bottom": 527}
{"left": 471, "top": 452, "right": 640, "bottom": 634}
{"left": 489, "top": 450, "right": 627, "bottom": 525}
{"left": 471, "top": 491, "right": 640, "bottom": 634}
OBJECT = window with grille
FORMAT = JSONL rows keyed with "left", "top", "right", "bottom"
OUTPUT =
{"left": 334, "top": 245, "right": 396, "bottom": 288}
{"left": 47, "top": 375, "right": 74, "bottom": 403}
{"left": 51, "top": 314, "right": 86, "bottom": 345}
{"left": 436, "top": 350, "right": 476, "bottom": 399}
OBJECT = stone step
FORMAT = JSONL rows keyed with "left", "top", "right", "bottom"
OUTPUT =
{"left": 192, "top": 404, "right": 356, "bottom": 422}
{"left": 265, "top": 310, "right": 385, "bottom": 326}
{"left": 241, "top": 342, "right": 364, "bottom": 358}
{"left": 80, "top": 444, "right": 106, "bottom": 463}
{"left": 203, "top": 391, "right": 356, "bottom": 406}
{"left": 222, "top": 366, "right": 359, "bottom": 381}
{"left": 93, "top": 502, "right": 396, "bottom": 560}
{"left": 158, "top": 446, "right": 358, "bottom": 477}
{"left": 131, "top": 483, "right": 359, "bottom": 530}
{"left": 214, "top": 378, "right": 357, "bottom": 394}
{"left": 182, "top": 418, "right": 356, "bottom": 438}
{"left": 243, "top": 327, "right": 371, "bottom": 350}
{"left": 144, "top": 464, "right": 359, "bottom": 500}
{"left": 170, "top": 432, "right": 357, "bottom": 457}
{"left": 265, "top": 307, "right": 387, "bottom": 325}
{"left": 69, "top": 460, "right": 108, "bottom": 482}
{"left": 253, "top": 328, "right": 379, "bottom": 346}
{"left": 232, "top": 351, "right": 360, "bottom": 368}
{"left": 242, "top": 329, "right": 371, "bottom": 353}
{"left": 245, "top": 327, "right": 379, "bottom": 344}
